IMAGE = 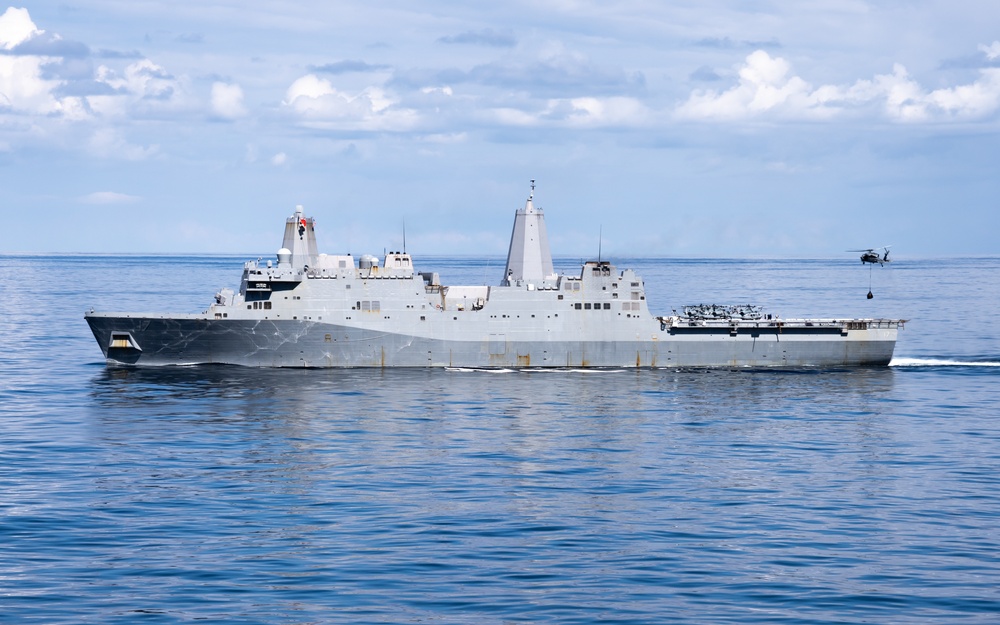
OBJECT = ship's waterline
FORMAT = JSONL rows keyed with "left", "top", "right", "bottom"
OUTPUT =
{"left": 86, "top": 186, "right": 904, "bottom": 368}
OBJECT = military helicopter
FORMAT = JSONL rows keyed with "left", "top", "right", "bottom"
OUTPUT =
{"left": 847, "top": 246, "right": 892, "bottom": 299}
{"left": 849, "top": 246, "right": 891, "bottom": 266}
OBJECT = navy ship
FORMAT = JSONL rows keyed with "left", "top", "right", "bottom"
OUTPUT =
{"left": 86, "top": 185, "right": 903, "bottom": 368}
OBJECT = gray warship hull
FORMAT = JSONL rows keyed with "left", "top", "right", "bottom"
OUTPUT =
{"left": 86, "top": 189, "right": 903, "bottom": 368}
{"left": 86, "top": 314, "right": 898, "bottom": 368}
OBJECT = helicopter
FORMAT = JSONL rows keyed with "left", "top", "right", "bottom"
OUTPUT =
{"left": 849, "top": 246, "right": 891, "bottom": 266}
{"left": 847, "top": 246, "right": 892, "bottom": 299}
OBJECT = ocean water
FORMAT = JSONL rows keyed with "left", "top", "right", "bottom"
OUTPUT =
{"left": 1, "top": 254, "right": 999, "bottom": 624}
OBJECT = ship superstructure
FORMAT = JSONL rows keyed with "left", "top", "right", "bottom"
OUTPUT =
{"left": 86, "top": 189, "right": 903, "bottom": 368}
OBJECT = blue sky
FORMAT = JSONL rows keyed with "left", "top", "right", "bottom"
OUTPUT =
{"left": 1, "top": 1, "right": 998, "bottom": 257}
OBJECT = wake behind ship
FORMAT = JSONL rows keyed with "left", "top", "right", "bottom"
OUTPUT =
{"left": 86, "top": 186, "right": 903, "bottom": 368}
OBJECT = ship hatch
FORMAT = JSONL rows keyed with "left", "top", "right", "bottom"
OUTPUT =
{"left": 109, "top": 332, "right": 141, "bottom": 351}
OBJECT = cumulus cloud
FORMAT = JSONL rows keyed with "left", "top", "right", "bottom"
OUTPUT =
{"left": 282, "top": 73, "right": 417, "bottom": 130}
{"left": 210, "top": 81, "right": 246, "bottom": 119}
{"left": 271, "top": 152, "right": 287, "bottom": 166}
{"left": 0, "top": 7, "right": 79, "bottom": 117}
{"left": 1, "top": 7, "right": 189, "bottom": 126}
{"left": 98, "top": 59, "right": 176, "bottom": 101}
{"left": 0, "top": 7, "right": 39, "bottom": 49}
{"left": 677, "top": 49, "right": 1000, "bottom": 122}
{"left": 677, "top": 51, "right": 812, "bottom": 120}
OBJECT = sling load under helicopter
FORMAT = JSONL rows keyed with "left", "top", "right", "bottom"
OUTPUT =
{"left": 847, "top": 246, "right": 891, "bottom": 298}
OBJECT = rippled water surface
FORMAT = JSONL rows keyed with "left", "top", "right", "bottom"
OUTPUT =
{"left": 2, "top": 254, "right": 999, "bottom": 624}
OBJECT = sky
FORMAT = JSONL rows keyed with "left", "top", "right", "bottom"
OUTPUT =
{"left": 1, "top": 1, "right": 998, "bottom": 258}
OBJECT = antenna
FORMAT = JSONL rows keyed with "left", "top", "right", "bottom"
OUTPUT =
{"left": 598, "top": 225, "right": 603, "bottom": 263}
{"left": 529, "top": 179, "right": 535, "bottom": 200}
{"left": 402, "top": 220, "right": 406, "bottom": 254}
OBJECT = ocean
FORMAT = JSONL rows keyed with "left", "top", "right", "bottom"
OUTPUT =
{"left": 1, "top": 254, "right": 998, "bottom": 624}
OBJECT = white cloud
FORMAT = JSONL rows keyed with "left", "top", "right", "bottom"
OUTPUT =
{"left": 677, "top": 51, "right": 831, "bottom": 121}
{"left": 484, "top": 107, "right": 539, "bottom": 127}
{"left": 283, "top": 73, "right": 418, "bottom": 131}
{"left": 285, "top": 74, "right": 335, "bottom": 103}
{"left": 0, "top": 7, "right": 39, "bottom": 49}
{"left": 548, "top": 96, "right": 649, "bottom": 127}
{"left": 979, "top": 41, "right": 1000, "bottom": 61}
{"left": 0, "top": 8, "right": 64, "bottom": 116}
{"left": 1, "top": 8, "right": 189, "bottom": 126}
{"left": 93, "top": 59, "right": 187, "bottom": 116}
{"left": 79, "top": 191, "right": 141, "bottom": 204}
{"left": 88, "top": 127, "right": 159, "bottom": 160}
{"left": 677, "top": 49, "right": 1000, "bottom": 123}
{"left": 480, "top": 96, "right": 648, "bottom": 129}
{"left": 271, "top": 152, "right": 287, "bottom": 166}
{"left": 421, "top": 86, "right": 453, "bottom": 96}
{"left": 0, "top": 53, "right": 61, "bottom": 114}
{"left": 925, "top": 69, "right": 1000, "bottom": 119}
{"left": 210, "top": 81, "right": 246, "bottom": 119}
